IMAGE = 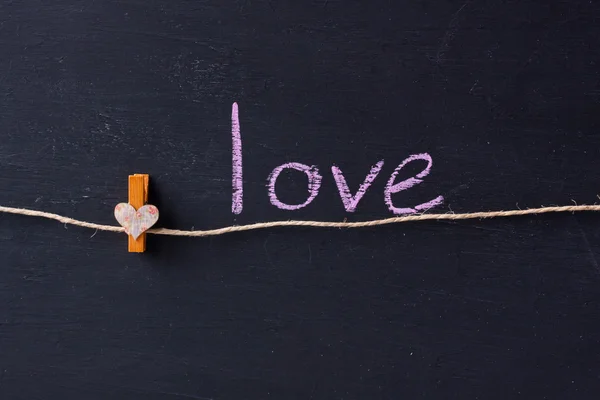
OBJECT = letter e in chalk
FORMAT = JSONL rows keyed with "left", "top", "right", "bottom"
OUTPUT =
{"left": 384, "top": 153, "right": 443, "bottom": 214}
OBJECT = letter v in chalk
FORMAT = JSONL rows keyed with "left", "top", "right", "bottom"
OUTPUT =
{"left": 332, "top": 160, "right": 384, "bottom": 212}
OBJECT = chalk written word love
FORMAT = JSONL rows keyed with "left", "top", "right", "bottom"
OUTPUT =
{"left": 231, "top": 103, "right": 444, "bottom": 215}
{"left": 114, "top": 203, "right": 159, "bottom": 239}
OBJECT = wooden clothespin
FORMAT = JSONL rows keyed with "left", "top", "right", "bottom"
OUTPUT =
{"left": 113, "top": 174, "right": 159, "bottom": 253}
{"left": 128, "top": 174, "right": 149, "bottom": 252}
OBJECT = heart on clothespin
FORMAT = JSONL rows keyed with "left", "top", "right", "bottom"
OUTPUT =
{"left": 114, "top": 203, "right": 159, "bottom": 239}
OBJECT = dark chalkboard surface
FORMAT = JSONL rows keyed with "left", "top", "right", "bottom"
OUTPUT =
{"left": 2, "top": 1, "right": 600, "bottom": 399}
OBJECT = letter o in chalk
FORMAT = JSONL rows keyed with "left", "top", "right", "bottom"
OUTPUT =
{"left": 268, "top": 162, "right": 322, "bottom": 210}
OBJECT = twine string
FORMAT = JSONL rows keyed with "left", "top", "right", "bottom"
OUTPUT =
{"left": 0, "top": 204, "right": 598, "bottom": 237}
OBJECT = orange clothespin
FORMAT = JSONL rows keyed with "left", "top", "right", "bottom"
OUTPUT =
{"left": 128, "top": 174, "right": 149, "bottom": 252}
{"left": 114, "top": 174, "right": 159, "bottom": 253}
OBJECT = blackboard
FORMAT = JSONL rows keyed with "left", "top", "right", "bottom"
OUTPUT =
{"left": 2, "top": 1, "right": 600, "bottom": 399}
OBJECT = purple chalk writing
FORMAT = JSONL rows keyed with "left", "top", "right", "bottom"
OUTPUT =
{"left": 230, "top": 103, "right": 443, "bottom": 215}
{"left": 268, "top": 162, "right": 323, "bottom": 210}
{"left": 384, "top": 153, "right": 444, "bottom": 214}
{"left": 332, "top": 160, "right": 384, "bottom": 212}
{"left": 231, "top": 102, "right": 243, "bottom": 215}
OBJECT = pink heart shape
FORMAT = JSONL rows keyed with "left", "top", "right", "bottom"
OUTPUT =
{"left": 114, "top": 203, "right": 159, "bottom": 239}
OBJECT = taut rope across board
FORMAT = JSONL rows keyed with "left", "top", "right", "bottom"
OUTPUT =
{"left": 0, "top": 204, "right": 598, "bottom": 238}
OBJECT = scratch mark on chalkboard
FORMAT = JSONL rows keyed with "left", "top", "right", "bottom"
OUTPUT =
{"left": 0, "top": 60, "right": 12, "bottom": 86}
{"left": 435, "top": 0, "right": 473, "bottom": 65}
{"left": 469, "top": 80, "right": 479, "bottom": 94}
{"left": 154, "top": 391, "right": 212, "bottom": 400}
{"left": 576, "top": 222, "right": 600, "bottom": 274}
{"left": 257, "top": 142, "right": 279, "bottom": 153}
{"left": 94, "top": 27, "right": 204, "bottom": 45}
{"left": 468, "top": 224, "right": 510, "bottom": 233}
{"left": 442, "top": 181, "right": 472, "bottom": 198}
{"left": 309, "top": 381, "right": 318, "bottom": 398}
{"left": 416, "top": 288, "right": 501, "bottom": 305}
{"left": 263, "top": 236, "right": 276, "bottom": 269}
{"left": 517, "top": 13, "right": 582, "bottom": 74}
{"left": 124, "top": 386, "right": 213, "bottom": 400}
